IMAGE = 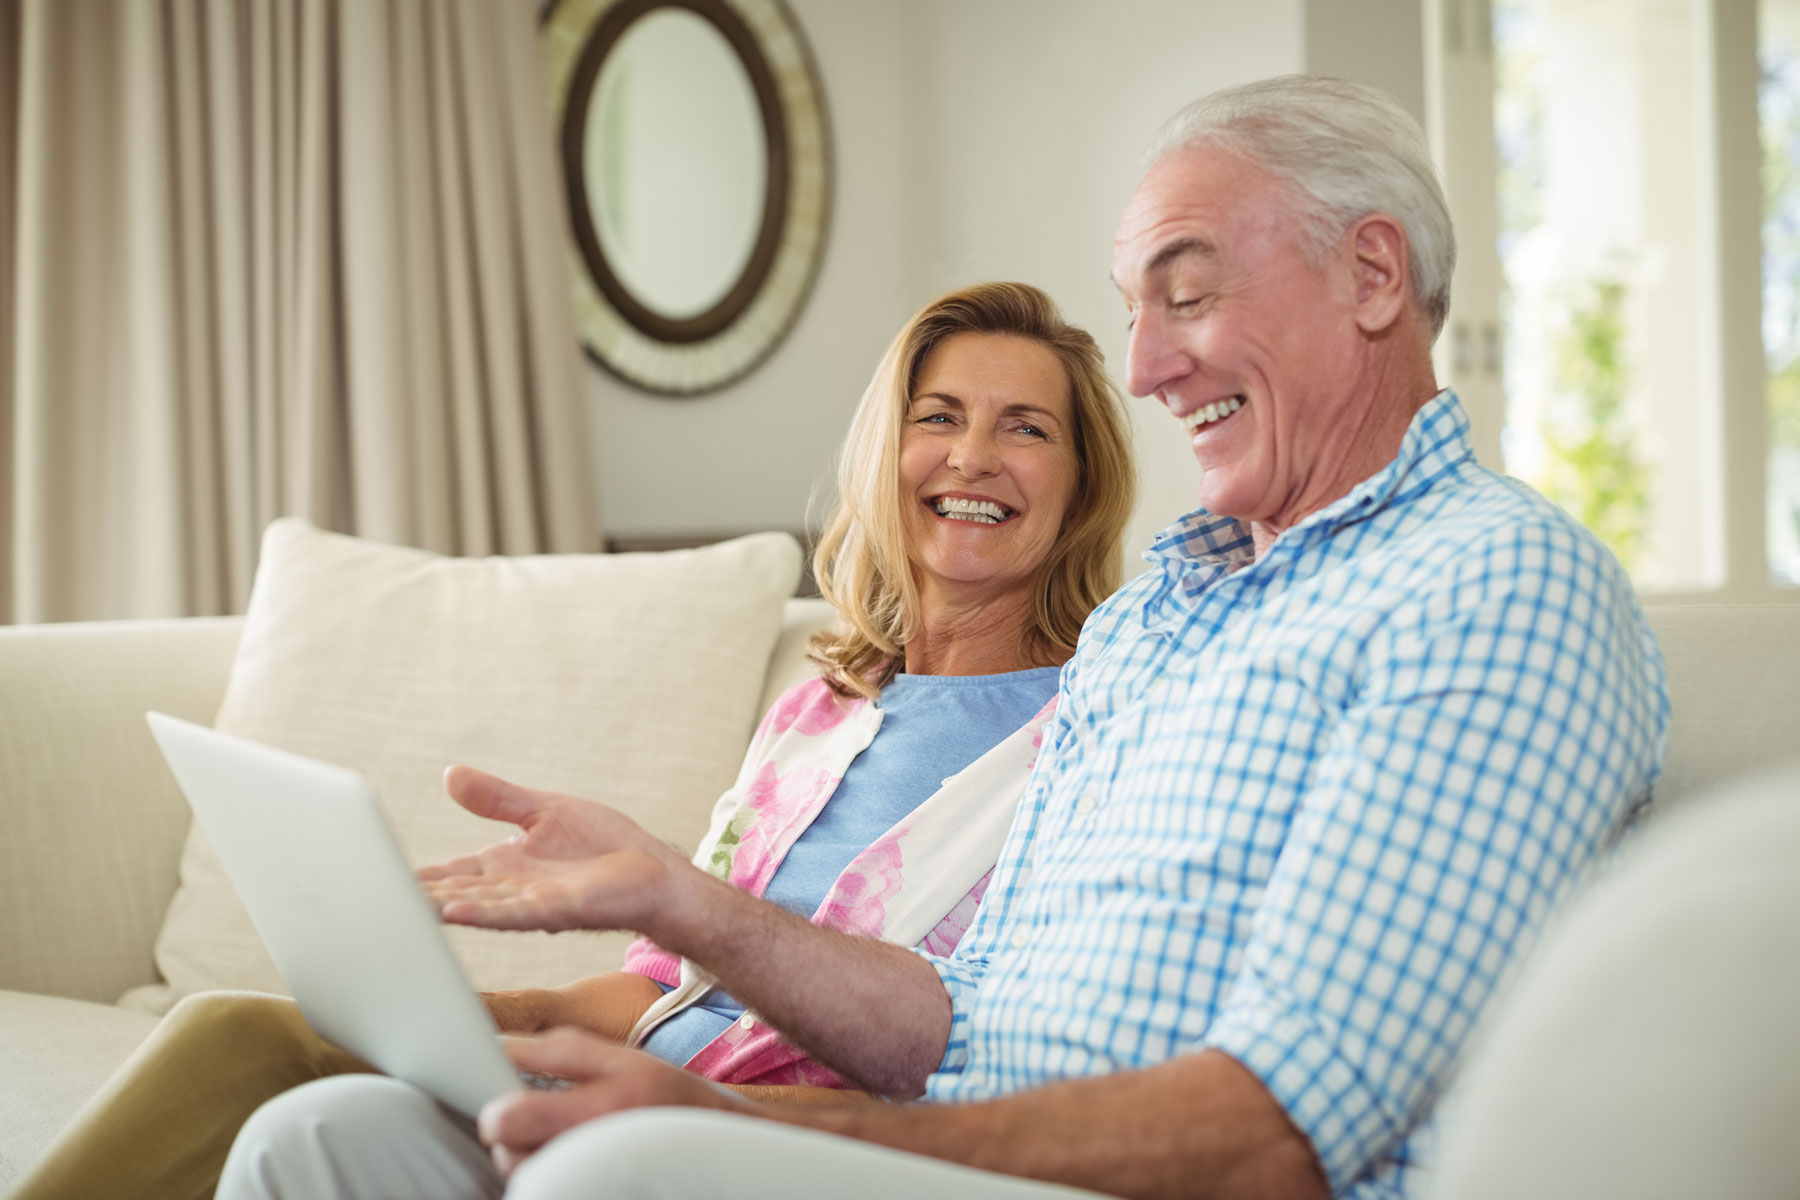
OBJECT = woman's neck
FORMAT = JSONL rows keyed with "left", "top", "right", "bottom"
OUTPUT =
{"left": 901, "top": 586, "right": 1065, "bottom": 677}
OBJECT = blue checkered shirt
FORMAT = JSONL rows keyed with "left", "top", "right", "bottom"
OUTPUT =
{"left": 919, "top": 391, "right": 1668, "bottom": 1198}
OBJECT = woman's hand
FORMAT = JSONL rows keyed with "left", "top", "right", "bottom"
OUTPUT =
{"left": 483, "top": 972, "right": 666, "bottom": 1040}
{"left": 480, "top": 1028, "right": 754, "bottom": 1178}
{"left": 483, "top": 988, "right": 556, "bottom": 1034}
{"left": 417, "top": 766, "right": 692, "bottom": 936}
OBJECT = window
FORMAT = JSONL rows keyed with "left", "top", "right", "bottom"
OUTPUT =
{"left": 1435, "top": 0, "right": 1796, "bottom": 602}
{"left": 1763, "top": 0, "right": 1800, "bottom": 583}
{"left": 1493, "top": 0, "right": 1715, "bottom": 591}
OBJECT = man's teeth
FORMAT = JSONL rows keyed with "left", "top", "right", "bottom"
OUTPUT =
{"left": 1181, "top": 396, "right": 1244, "bottom": 433}
{"left": 933, "top": 497, "right": 1012, "bottom": 524}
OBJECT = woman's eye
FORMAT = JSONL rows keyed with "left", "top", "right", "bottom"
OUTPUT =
{"left": 1018, "top": 424, "right": 1047, "bottom": 439}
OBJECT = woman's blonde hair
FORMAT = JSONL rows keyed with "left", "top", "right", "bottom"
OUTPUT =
{"left": 809, "top": 281, "right": 1136, "bottom": 699}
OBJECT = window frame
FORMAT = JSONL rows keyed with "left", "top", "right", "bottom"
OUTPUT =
{"left": 1429, "top": 0, "right": 1796, "bottom": 604}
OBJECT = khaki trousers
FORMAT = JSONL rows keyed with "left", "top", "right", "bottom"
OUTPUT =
{"left": 10, "top": 991, "right": 369, "bottom": 1200}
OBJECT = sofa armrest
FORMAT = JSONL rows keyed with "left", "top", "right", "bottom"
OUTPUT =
{"left": 0, "top": 617, "right": 242, "bottom": 1002}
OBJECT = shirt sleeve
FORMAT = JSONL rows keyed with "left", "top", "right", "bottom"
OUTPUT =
{"left": 1201, "top": 518, "right": 1668, "bottom": 1192}
{"left": 917, "top": 951, "right": 988, "bottom": 1076}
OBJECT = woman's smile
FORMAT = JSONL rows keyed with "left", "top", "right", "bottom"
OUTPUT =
{"left": 898, "top": 332, "right": 1079, "bottom": 602}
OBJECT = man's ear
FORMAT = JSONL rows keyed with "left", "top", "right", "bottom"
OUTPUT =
{"left": 1346, "top": 213, "right": 1409, "bottom": 335}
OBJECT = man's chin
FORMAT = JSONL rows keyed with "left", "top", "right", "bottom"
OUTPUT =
{"left": 1193, "top": 468, "right": 1249, "bottom": 515}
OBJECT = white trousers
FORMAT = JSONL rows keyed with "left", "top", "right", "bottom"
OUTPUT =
{"left": 216, "top": 1074, "right": 1113, "bottom": 1200}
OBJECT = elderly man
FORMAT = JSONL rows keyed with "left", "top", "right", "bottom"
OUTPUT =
{"left": 221, "top": 76, "right": 1666, "bottom": 1200}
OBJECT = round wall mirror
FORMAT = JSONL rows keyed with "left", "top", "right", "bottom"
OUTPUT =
{"left": 542, "top": 0, "right": 832, "bottom": 396}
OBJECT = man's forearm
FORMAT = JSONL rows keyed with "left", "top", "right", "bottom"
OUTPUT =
{"left": 757, "top": 1049, "right": 1327, "bottom": 1200}
{"left": 653, "top": 869, "right": 953, "bottom": 1097}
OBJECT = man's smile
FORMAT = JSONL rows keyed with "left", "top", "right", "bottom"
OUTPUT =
{"left": 1179, "top": 395, "right": 1244, "bottom": 434}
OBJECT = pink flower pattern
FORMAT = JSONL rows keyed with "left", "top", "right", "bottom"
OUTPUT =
{"left": 920, "top": 868, "right": 994, "bottom": 958}
{"left": 682, "top": 1017, "right": 853, "bottom": 1089}
{"left": 812, "top": 832, "right": 906, "bottom": 938}
{"left": 725, "top": 760, "right": 841, "bottom": 894}
{"left": 621, "top": 679, "right": 1057, "bottom": 1090}
{"left": 1025, "top": 697, "right": 1054, "bottom": 772}
{"left": 761, "top": 678, "right": 855, "bottom": 738}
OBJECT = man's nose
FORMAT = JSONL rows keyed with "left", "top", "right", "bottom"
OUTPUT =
{"left": 947, "top": 427, "right": 1002, "bottom": 477}
{"left": 1125, "top": 312, "right": 1187, "bottom": 400}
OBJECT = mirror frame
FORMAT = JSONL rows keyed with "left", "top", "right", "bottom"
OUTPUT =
{"left": 542, "top": 0, "right": 832, "bottom": 396}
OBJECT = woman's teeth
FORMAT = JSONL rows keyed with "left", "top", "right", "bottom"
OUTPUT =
{"left": 1182, "top": 396, "right": 1244, "bottom": 432}
{"left": 933, "top": 497, "right": 1012, "bottom": 524}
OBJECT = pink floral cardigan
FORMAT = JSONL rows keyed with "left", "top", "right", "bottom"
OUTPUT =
{"left": 621, "top": 675, "right": 1055, "bottom": 1089}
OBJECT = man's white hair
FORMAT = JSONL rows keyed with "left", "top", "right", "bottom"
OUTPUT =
{"left": 1144, "top": 74, "right": 1455, "bottom": 342}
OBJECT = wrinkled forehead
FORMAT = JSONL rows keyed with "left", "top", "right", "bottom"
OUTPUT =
{"left": 1110, "top": 148, "right": 1292, "bottom": 289}
{"left": 911, "top": 331, "right": 1076, "bottom": 416}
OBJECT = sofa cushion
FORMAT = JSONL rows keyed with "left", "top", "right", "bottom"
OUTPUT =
{"left": 0, "top": 990, "right": 160, "bottom": 1188}
{"left": 125, "top": 519, "right": 800, "bottom": 1013}
{"left": 1430, "top": 765, "right": 1800, "bottom": 1198}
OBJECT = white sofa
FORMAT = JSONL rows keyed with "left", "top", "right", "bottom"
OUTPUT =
{"left": 1, "top": 546, "right": 1796, "bottom": 1193}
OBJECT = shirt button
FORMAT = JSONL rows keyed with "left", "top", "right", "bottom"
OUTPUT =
{"left": 1075, "top": 790, "right": 1098, "bottom": 816}
{"left": 737, "top": 1014, "right": 756, "bottom": 1031}
{"left": 1009, "top": 926, "right": 1030, "bottom": 949}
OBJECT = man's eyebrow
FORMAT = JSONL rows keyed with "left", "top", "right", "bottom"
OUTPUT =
{"left": 1111, "top": 235, "right": 1217, "bottom": 291}
{"left": 1149, "top": 235, "right": 1216, "bottom": 272}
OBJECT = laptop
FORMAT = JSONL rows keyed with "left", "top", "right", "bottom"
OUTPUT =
{"left": 145, "top": 711, "right": 530, "bottom": 1118}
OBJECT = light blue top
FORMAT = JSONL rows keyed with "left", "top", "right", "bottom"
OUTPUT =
{"left": 919, "top": 392, "right": 1669, "bottom": 1200}
{"left": 642, "top": 665, "right": 1059, "bottom": 1070}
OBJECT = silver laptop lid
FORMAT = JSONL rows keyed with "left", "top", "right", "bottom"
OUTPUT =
{"left": 146, "top": 711, "right": 518, "bottom": 1118}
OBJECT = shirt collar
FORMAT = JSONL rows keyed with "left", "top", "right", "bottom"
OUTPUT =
{"left": 1142, "top": 388, "right": 1473, "bottom": 571}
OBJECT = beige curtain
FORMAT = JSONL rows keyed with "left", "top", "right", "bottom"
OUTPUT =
{"left": 0, "top": 0, "right": 599, "bottom": 624}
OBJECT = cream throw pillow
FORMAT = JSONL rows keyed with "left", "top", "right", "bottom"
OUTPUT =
{"left": 123, "top": 519, "right": 800, "bottom": 1013}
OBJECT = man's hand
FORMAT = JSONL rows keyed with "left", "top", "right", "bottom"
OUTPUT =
{"left": 482, "top": 1037, "right": 1324, "bottom": 1199}
{"left": 416, "top": 766, "right": 691, "bottom": 936}
{"left": 479, "top": 1028, "right": 753, "bottom": 1178}
{"left": 429, "top": 769, "right": 953, "bottom": 1099}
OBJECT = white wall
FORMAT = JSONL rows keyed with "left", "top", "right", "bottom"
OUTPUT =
{"left": 588, "top": 0, "right": 1309, "bottom": 563}
{"left": 585, "top": 0, "right": 923, "bottom": 542}
{"left": 586, "top": 1, "right": 1453, "bottom": 574}
{"left": 900, "top": 0, "right": 1305, "bottom": 569}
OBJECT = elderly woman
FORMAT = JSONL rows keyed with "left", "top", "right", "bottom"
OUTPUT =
{"left": 12, "top": 281, "right": 1136, "bottom": 1200}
